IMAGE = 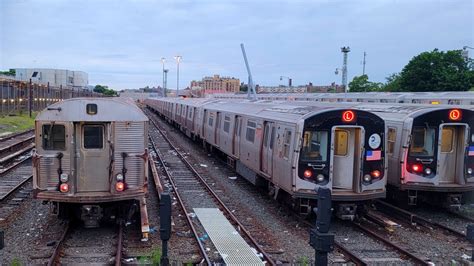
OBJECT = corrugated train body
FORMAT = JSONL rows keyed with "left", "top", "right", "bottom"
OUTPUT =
{"left": 33, "top": 97, "right": 150, "bottom": 239}
{"left": 146, "top": 98, "right": 387, "bottom": 219}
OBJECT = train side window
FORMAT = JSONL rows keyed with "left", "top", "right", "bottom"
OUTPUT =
{"left": 269, "top": 127, "right": 276, "bottom": 149}
{"left": 223, "top": 115, "right": 231, "bottom": 133}
{"left": 387, "top": 127, "right": 397, "bottom": 155}
{"left": 83, "top": 125, "right": 104, "bottom": 149}
{"left": 334, "top": 130, "right": 348, "bottom": 156}
{"left": 283, "top": 129, "right": 292, "bottom": 159}
{"left": 188, "top": 108, "right": 193, "bottom": 119}
{"left": 246, "top": 120, "right": 256, "bottom": 143}
{"left": 42, "top": 124, "right": 66, "bottom": 150}
{"left": 441, "top": 127, "right": 454, "bottom": 153}
{"left": 301, "top": 131, "right": 327, "bottom": 161}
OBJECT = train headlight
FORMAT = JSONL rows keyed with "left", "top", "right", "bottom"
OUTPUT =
{"left": 59, "top": 183, "right": 69, "bottom": 193}
{"left": 116, "top": 173, "right": 124, "bottom": 182}
{"left": 424, "top": 168, "right": 432, "bottom": 175}
{"left": 116, "top": 181, "right": 125, "bottom": 192}
{"left": 60, "top": 173, "right": 68, "bottom": 183}
{"left": 316, "top": 174, "right": 325, "bottom": 183}
{"left": 468, "top": 168, "right": 473, "bottom": 175}
{"left": 371, "top": 170, "right": 381, "bottom": 179}
{"left": 363, "top": 174, "right": 372, "bottom": 183}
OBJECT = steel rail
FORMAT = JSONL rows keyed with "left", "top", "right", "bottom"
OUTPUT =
{"left": 115, "top": 223, "right": 124, "bottom": 266}
{"left": 47, "top": 221, "right": 70, "bottom": 266}
{"left": 147, "top": 111, "right": 275, "bottom": 265}
{"left": 351, "top": 222, "right": 429, "bottom": 265}
{"left": 0, "top": 150, "right": 33, "bottom": 176}
{"left": 375, "top": 200, "right": 467, "bottom": 238}
{"left": 0, "top": 129, "right": 34, "bottom": 143}
{"left": 148, "top": 135, "right": 212, "bottom": 265}
{"left": 0, "top": 174, "right": 32, "bottom": 201}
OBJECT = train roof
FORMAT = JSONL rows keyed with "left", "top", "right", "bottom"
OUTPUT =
{"left": 36, "top": 97, "right": 148, "bottom": 122}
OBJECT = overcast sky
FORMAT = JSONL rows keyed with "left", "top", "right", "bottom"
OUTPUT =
{"left": 0, "top": 0, "right": 472, "bottom": 90}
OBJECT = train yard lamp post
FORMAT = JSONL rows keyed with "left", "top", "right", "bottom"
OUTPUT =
{"left": 280, "top": 76, "right": 292, "bottom": 87}
{"left": 161, "top": 57, "right": 166, "bottom": 97}
{"left": 174, "top": 55, "right": 182, "bottom": 97}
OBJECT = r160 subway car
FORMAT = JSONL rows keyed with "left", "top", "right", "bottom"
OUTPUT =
{"left": 146, "top": 98, "right": 387, "bottom": 219}
{"left": 355, "top": 104, "right": 474, "bottom": 207}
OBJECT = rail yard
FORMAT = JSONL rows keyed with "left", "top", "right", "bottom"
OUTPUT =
{"left": 0, "top": 94, "right": 472, "bottom": 265}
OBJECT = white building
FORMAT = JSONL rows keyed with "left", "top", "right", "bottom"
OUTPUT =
{"left": 15, "top": 68, "right": 88, "bottom": 88}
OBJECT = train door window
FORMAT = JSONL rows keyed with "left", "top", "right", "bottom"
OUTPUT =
{"left": 441, "top": 127, "right": 454, "bottom": 153}
{"left": 409, "top": 127, "right": 435, "bottom": 156}
{"left": 188, "top": 108, "right": 193, "bottom": 119}
{"left": 283, "top": 129, "right": 292, "bottom": 159}
{"left": 301, "top": 131, "right": 328, "bottom": 161}
{"left": 263, "top": 124, "right": 270, "bottom": 147}
{"left": 42, "top": 124, "right": 66, "bottom": 150}
{"left": 223, "top": 115, "right": 231, "bottom": 133}
{"left": 208, "top": 114, "right": 214, "bottom": 127}
{"left": 334, "top": 130, "right": 349, "bottom": 156}
{"left": 246, "top": 120, "right": 256, "bottom": 143}
{"left": 83, "top": 125, "right": 104, "bottom": 149}
{"left": 387, "top": 127, "right": 397, "bottom": 155}
{"left": 270, "top": 127, "right": 276, "bottom": 149}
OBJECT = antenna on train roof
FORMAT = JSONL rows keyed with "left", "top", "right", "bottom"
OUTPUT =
{"left": 240, "top": 43, "right": 257, "bottom": 100}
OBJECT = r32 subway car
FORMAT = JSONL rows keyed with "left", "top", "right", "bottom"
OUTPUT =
{"left": 146, "top": 98, "right": 387, "bottom": 219}
{"left": 355, "top": 104, "right": 474, "bottom": 207}
{"left": 33, "top": 98, "right": 150, "bottom": 239}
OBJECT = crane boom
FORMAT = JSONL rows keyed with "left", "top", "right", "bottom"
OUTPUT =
{"left": 240, "top": 43, "right": 257, "bottom": 100}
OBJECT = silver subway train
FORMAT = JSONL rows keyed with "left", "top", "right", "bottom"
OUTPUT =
{"left": 33, "top": 98, "right": 150, "bottom": 239}
{"left": 146, "top": 98, "right": 387, "bottom": 219}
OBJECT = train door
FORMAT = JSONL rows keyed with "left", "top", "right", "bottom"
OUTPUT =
{"left": 261, "top": 122, "right": 275, "bottom": 175}
{"left": 330, "top": 127, "right": 363, "bottom": 190}
{"left": 215, "top": 112, "right": 221, "bottom": 146}
{"left": 76, "top": 123, "right": 110, "bottom": 192}
{"left": 233, "top": 116, "right": 242, "bottom": 157}
{"left": 438, "top": 124, "right": 468, "bottom": 183}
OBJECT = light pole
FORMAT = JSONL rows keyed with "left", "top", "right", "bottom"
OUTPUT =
{"left": 174, "top": 55, "right": 182, "bottom": 97}
{"left": 161, "top": 57, "right": 166, "bottom": 97}
{"left": 280, "top": 76, "right": 292, "bottom": 87}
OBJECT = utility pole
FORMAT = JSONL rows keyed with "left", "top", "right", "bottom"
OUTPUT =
{"left": 362, "top": 51, "right": 366, "bottom": 76}
{"left": 341, "top": 47, "right": 350, "bottom": 93}
{"left": 28, "top": 79, "right": 32, "bottom": 117}
{"left": 240, "top": 43, "right": 257, "bottom": 100}
{"left": 164, "top": 69, "right": 169, "bottom": 96}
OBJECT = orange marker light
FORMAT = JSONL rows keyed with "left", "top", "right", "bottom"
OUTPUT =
{"left": 116, "top": 182, "right": 125, "bottom": 192}
{"left": 342, "top": 110, "right": 355, "bottom": 122}
{"left": 59, "top": 183, "right": 69, "bottom": 193}
{"left": 449, "top": 109, "right": 461, "bottom": 121}
{"left": 371, "top": 170, "right": 381, "bottom": 178}
{"left": 304, "top": 170, "right": 312, "bottom": 178}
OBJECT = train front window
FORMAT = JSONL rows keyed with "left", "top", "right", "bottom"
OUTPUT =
{"left": 42, "top": 124, "right": 66, "bottom": 150}
{"left": 409, "top": 127, "right": 435, "bottom": 156}
{"left": 83, "top": 125, "right": 104, "bottom": 149}
{"left": 301, "top": 131, "right": 328, "bottom": 161}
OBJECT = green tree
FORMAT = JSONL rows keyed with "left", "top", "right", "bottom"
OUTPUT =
{"left": 93, "top": 84, "right": 117, "bottom": 96}
{"left": 383, "top": 73, "right": 402, "bottom": 92}
{"left": 398, "top": 49, "right": 474, "bottom": 91}
{"left": 348, "top": 74, "right": 383, "bottom": 92}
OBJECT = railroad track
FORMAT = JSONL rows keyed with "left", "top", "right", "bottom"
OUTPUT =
{"left": 47, "top": 222, "right": 123, "bottom": 266}
{"left": 0, "top": 161, "right": 33, "bottom": 223}
{"left": 146, "top": 109, "right": 274, "bottom": 265}
{"left": 0, "top": 129, "right": 35, "bottom": 175}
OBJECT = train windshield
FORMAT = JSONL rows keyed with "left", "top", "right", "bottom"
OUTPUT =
{"left": 409, "top": 127, "right": 435, "bottom": 156}
{"left": 301, "top": 131, "right": 328, "bottom": 161}
{"left": 42, "top": 124, "right": 66, "bottom": 150}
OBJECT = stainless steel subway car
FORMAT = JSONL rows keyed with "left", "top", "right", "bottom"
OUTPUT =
{"left": 33, "top": 98, "right": 150, "bottom": 239}
{"left": 146, "top": 98, "right": 387, "bottom": 218}
{"left": 355, "top": 104, "right": 474, "bottom": 206}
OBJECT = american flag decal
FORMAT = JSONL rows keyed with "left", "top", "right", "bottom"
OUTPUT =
{"left": 469, "top": 146, "right": 474, "bottom": 156}
{"left": 366, "top": 150, "right": 382, "bottom": 161}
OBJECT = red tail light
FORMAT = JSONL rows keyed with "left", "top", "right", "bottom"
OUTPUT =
{"left": 116, "top": 182, "right": 125, "bottom": 192}
{"left": 371, "top": 170, "right": 381, "bottom": 178}
{"left": 59, "top": 183, "right": 69, "bottom": 193}
{"left": 304, "top": 170, "right": 312, "bottom": 178}
{"left": 411, "top": 164, "right": 422, "bottom": 173}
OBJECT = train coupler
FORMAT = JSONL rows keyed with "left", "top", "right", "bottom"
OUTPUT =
{"left": 408, "top": 190, "right": 418, "bottom": 206}
{"left": 335, "top": 203, "right": 357, "bottom": 220}
{"left": 445, "top": 194, "right": 462, "bottom": 210}
{"left": 81, "top": 205, "right": 103, "bottom": 228}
